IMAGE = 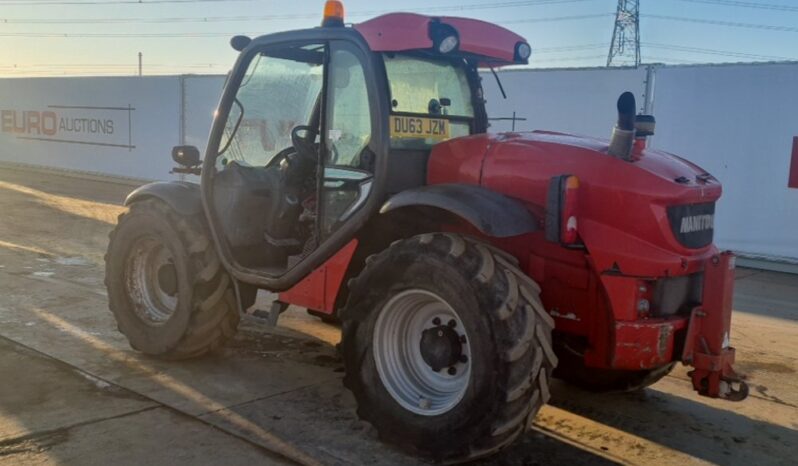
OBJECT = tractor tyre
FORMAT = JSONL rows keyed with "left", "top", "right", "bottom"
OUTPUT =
{"left": 105, "top": 198, "right": 239, "bottom": 360}
{"left": 340, "top": 233, "right": 557, "bottom": 463}
{"left": 553, "top": 343, "right": 676, "bottom": 392}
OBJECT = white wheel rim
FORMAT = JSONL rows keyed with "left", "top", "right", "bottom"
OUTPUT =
{"left": 373, "top": 289, "right": 472, "bottom": 416}
{"left": 125, "top": 236, "right": 178, "bottom": 325}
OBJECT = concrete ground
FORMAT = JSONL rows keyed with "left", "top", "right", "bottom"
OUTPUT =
{"left": 0, "top": 165, "right": 795, "bottom": 466}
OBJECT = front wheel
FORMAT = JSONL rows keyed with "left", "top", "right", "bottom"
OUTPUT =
{"left": 341, "top": 233, "right": 557, "bottom": 463}
{"left": 105, "top": 198, "right": 239, "bottom": 359}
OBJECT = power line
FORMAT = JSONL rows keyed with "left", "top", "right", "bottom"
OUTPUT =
{"left": 1, "top": 45, "right": 610, "bottom": 70}
{"left": 0, "top": 13, "right": 611, "bottom": 38}
{"left": 502, "top": 13, "right": 612, "bottom": 25}
{"left": 534, "top": 54, "right": 606, "bottom": 62}
{"left": 533, "top": 43, "right": 607, "bottom": 53}
{"left": 0, "top": 0, "right": 596, "bottom": 23}
{"left": 643, "top": 42, "right": 797, "bottom": 61}
{"left": 675, "top": 0, "right": 798, "bottom": 13}
{"left": 641, "top": 55, "right": 705, "bottom": 65}
{"left": 0, "top": 31, "right": 252, "bottom": 37}
{"left": 0, "top": 0, "right": 256, "bottom": 5}
{"left": 0, "top": 64, "right": 226, "bottom": 69}
{"left": 644, "top": 14, "right": 798, "bottom": 33}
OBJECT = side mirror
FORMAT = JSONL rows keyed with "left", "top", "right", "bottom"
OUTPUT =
{"left": 172, "top": 145, "right": 201, "bottom": 167}
{"left": 230, "top": 35, "right": 252, "bottom": 52}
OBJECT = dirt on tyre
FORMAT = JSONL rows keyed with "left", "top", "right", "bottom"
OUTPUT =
{"left": 340, "top": 233, "right": 557, "bottom": 463}
{"left": 105, "top": 198, "right": 239, "bottom": 359}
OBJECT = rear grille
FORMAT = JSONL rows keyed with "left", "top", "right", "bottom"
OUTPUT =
{"left": 667, "top": 202, "right": 715, "bottom": 249}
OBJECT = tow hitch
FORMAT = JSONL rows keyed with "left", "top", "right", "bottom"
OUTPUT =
{"left": 682, "top": 251, "right": 749, "bottom": 401}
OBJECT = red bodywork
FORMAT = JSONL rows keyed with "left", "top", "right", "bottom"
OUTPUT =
{"left": 281, "top": 130, "right": 746, "bottom": 400}
{"left": 279, "top": 240, "right": 357, "bottom": 312}
{"left": 280, "top": 14, "right": 746, "bottom": 401}
{"left": 354, "top": 13, "right": 527, "bottom": 66}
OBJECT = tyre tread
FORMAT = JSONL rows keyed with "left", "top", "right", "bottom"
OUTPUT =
{"left": 340, "top": 232, "right": 556, "bottom": 463}
{"left": 105, "top": 198, "right": 239, "bottom": 360}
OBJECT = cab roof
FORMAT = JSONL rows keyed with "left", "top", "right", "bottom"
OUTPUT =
{"left": 353, "top": 13, "right": 529, "bottom": 67}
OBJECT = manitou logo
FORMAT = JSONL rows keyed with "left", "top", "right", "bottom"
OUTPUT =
{"left": 680, "top": 214, "right": 714, "bottom": 234}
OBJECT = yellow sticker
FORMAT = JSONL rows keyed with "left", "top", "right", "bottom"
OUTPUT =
{"left": 390, "top": 115, "right": 450, "bottom": 141}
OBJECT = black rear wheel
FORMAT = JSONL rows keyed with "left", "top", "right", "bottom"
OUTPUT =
{"left": 341, "top": 233, "right": 557, "bottom": 463}
{"left": 105, "top": 198, "right": 239, "bottom": 359}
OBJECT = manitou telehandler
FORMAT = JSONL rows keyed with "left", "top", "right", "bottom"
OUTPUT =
{"left": 106, "top": 1, "right": 748, "bottom": 462}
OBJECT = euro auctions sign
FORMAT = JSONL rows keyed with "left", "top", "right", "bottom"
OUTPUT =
{"left": 1, "top": 104, "right": 135, "bottom": 150}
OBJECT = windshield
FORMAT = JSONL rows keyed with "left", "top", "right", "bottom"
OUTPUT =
{"left": 219, "top": 47, "right": 324, "bottom": 167}
{"left": 383, "top": 54, "right": 474, "bottom": 149}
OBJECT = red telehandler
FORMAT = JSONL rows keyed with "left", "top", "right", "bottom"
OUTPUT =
{"left": 106, "top": 2, "right": 748, "bottom": 462}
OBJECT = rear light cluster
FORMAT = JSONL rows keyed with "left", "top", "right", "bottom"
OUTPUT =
{"left": 545, "top": 174, "right": 581, "bottom": 246}
{"left": 636, "top": 280, "right": 653, "bottom": 317}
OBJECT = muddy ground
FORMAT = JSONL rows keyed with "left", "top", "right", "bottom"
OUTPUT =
{"left": 0, "top": 165, "right": 795, "bottom": 465}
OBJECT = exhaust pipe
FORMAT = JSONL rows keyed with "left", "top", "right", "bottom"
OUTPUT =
{"left": 608, "top": 91, "right": 636, "bottom": 161}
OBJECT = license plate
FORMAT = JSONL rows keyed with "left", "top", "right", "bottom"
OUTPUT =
{"left": 390, "top": 116, "right": 450, "bottom": 141}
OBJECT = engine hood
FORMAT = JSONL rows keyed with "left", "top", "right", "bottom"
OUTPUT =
{"left": 427, "top": 130, "right": 723, "bottom": 275}
{"left": 428, "top": 130, "right": 721, "bottom": 206}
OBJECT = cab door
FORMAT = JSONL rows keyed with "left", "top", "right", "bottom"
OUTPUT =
{"left": 319, "top": 41, "right": 376, "bottom": 240}
{"left": 201, "top": 31, "right": 387, "bottom": 290}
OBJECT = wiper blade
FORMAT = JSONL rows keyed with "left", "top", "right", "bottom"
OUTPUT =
{"left": 489, "top": 66, "right": 507, "bottom": 100}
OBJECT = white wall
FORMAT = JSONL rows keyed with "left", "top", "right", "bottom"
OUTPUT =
{"left": 0, "top": 76, "right": 179, "bottom": 181}
{"left": 481, "top": 67, "right": 648, "bottom": 135}
{"left": 0, "top": 63, "right": 796, "bottom": 262}
{"left": 183, "top": 75, "right": 226, "bottom": 152}
{"left": 651, "top": 64, "right": 798, "bottom": 261}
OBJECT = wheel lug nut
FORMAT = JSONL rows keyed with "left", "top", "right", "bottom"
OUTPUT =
{"left": 448, "top": 366, "right": 457, "bottom": 375}
{"left": 432, "top": 317, "right": 441, "bottom": 325}
{"left": 459, "top": 355, "right": 468, "bottom": 363}
{"left": 419, "top": 398, "right": 430, "bottom": 409}
{"left": 448, "top": 319, "right": 456, "bottom": 328}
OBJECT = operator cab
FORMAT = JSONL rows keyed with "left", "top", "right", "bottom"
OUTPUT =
{"left": 197, "top": 2, "right": 529, "bottom": 285}
{"left": 210, "top": 41, "right": 372, "bottom": 271}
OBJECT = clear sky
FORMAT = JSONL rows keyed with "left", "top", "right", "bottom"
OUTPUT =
{"left": 1, "top": 0, "right": 797, "bottom": 77}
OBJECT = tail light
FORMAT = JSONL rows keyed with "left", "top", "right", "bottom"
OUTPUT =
{"left": 545, "top": 175, "right": 581, "bottom": 245}
{"left": 636, "top": 280, "right": 653, "bottom": 317}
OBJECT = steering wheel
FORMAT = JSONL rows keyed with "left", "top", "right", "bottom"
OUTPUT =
{"left": 266, "top": 125, "right": 317, "bottom": 170}
{"left": 291, "top": 125, "right": 317, "bottom": 163}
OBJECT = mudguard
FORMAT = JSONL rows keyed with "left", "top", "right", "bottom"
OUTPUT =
{"left": 124, "top": 181, "right": 203, "bottom": 216}
{"left": 380, "top": 183, "right": 538, "bottom": 238}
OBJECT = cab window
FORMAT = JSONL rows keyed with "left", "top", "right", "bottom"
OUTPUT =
{"left": 218, "top": 45, "right": 324, "bottom": 167}
{"left": 326, "top": 47, "right": 372, "bottom": 169}
{"left": 383, "top": 53, "right": 474, "bottom": 149}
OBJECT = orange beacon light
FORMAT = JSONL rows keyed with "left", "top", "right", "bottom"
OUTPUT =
{"left": 322, "top": 1, "right": 345, "bottom": 27}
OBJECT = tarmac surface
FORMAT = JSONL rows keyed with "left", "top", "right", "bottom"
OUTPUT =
{"left": 0, "top": 165, "right": 795, "bottom": 465}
